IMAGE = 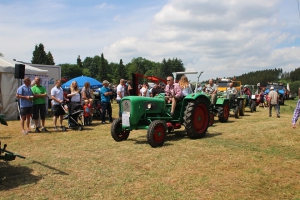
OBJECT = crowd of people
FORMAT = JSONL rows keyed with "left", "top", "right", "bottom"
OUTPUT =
{"left": 16, "top": 75, "right": 300, "bottom": 134}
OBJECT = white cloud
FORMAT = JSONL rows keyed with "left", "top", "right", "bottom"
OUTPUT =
{"left": 104, "top": 0, "right": 300, "bottom": 81}
{"left": 1, "top": 0, "right": 300, "bottom": 82}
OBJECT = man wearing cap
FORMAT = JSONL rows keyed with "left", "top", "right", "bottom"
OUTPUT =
{"left": 268, "top": 86, "right": 280, "bottom": 118}
{"left": 100, "top": 80, "right": 113, "bottom": 124}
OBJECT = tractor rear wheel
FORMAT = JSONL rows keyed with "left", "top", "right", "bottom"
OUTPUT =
{"left": 111, "top": 118, "right": 130, "bottom": 142}
{"left": 147, "top": 120, "right": 167, "bottom": 148}
{"left": 183, "top": 98, "right": 209, "bottom": 139}
{"left": 239, "top": 99, "right": 245, "bottom": 116}
{"left": 218, "top": 101, "right": 229, "bottom": 123}
{"left": 234, "top": 106, "right": 239, "bottom": 118}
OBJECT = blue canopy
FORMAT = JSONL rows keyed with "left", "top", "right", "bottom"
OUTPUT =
{"left": 62, "top": 76, "right": 102, "bottom": 89}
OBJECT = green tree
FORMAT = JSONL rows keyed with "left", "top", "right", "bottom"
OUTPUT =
{"left": 98, "top": 53, "right": 108, "bottom": 81}
{"left": 77, "top": 55, "right": 83, "bottom": 68}
{"left": 83, "top": 57, "right": 93, "bottom": 69}
{"left": 46, "top": 51, "right": 55, "bottom": 65}
{"left": 61, "top": 64, "right": 83, "bottom": 79}
{"left": 0, "top": 52, "right": 4, "bottom": 57}
{"left": 31, "top": 43, "right": 52, "bottom": 64}
{"left": 89, "top": 55, "right": 101, "bottom": 79}
{"left": 114, "top": 59, "right": 127, "bottom": 82}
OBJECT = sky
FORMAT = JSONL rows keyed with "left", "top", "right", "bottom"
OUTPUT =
{"left": 1, "top": 0, "right": 300, "bottom": 82}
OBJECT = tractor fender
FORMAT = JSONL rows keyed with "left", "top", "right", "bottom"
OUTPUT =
{"left": 216, "top": 98, "right": 229, "bottom": 105}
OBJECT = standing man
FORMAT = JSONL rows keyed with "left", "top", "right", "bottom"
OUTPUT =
{"left": 100, "top": 80, "right": 113, "bottom": 124}
{"left": 268, "top": 86, "right": 280, "bottom": 118}
{"left": 31, "top": 76, "right": 48, "bottom": 132}
{"left": 16, "top": 77, "right": 34, "bottom": 135}
{"left": 165, "top": 76, "right": 182, "bottom": 116}
{"left": 205, "top": 79, "right": 218, "bottom": 105}
{"left": 116, "top": 79, "right": 125, "bottom": 117}
{"left": 51, "top": 80, "right": 68, "bottom": 130}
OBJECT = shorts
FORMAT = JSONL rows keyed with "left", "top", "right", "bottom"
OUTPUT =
{"left": 20, "top": 106, "right": 33, "bottom": 116}
{"left": 52, "top": 105, "right": 65, "bottom": 117}
{"left": 33, "top": 104, "right": 46, "bottom": 120}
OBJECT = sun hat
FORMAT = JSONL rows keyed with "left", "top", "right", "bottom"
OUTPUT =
{"left": 270, "top": 86, "right": 274, "bottom": 90}
{"left": 103, "top": 80, "right": 109, "bottom": 84}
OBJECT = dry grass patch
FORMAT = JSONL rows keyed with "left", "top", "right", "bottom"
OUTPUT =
{"left": 1, "top": 101, "right": 300, "bottom": 199}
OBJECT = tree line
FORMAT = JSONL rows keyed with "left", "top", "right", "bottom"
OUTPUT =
{"left": 31, "top": 43, "right": 185, "bottom": 84}
{"left": 31, "top": 43, "right": 300, "bottom": 93}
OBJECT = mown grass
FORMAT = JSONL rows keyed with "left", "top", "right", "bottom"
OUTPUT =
{"left": 1, "top": 99, "right": 300, "bottom": 199}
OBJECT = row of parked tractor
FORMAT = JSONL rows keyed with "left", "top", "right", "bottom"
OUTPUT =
{"left": 111, "top": 71, "right": 264, "bottom": 148}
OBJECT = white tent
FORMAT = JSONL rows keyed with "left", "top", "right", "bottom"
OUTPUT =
{"left": 0, "top": 58, "right": 48, "bottom": 120}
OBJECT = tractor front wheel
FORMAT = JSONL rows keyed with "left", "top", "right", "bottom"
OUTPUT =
{"left": 183, "top": 98, "right": 209, "bottom": 139}
{"left": 218, "top": 101, "right": 229, "bottom": 123}
{"left": 250, "top": 100, "right": 256, "bottom": 113}
{"left": 234, "top": 106, "right": 239, "bottom": 118}
{"left": 111, "top": 118, "right": 130, "bottom": 142}
{"left": 239, "top": 99, "right": 245, "bottom": 116}
{"left": 147, "top": 120, "right": 167, "bottom": 148}
{"left": 209, "top": 111, "right": 215, "bottom": 126}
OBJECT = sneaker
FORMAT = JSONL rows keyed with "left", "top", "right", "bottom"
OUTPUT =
{"left": 35, "top": 128, "right": 41, "bottom": 133}
{"left": 54, "top": 126, "right": 58, "bottom": 131}
{"left": 277, "top": 115, "right": 280, "bottom": 118}
{"left": 102, "top": 121, "right": 106, "bottom": 124}
{"left": 22, "top": 130, "right": 28, "bottom": 135}
{"left": 41, "top": 127, "right": 49, "bottom": 132}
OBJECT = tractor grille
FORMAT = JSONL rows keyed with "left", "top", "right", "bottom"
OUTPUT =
{"left": 122, "top": 100, "right": 131, "bottom": 113}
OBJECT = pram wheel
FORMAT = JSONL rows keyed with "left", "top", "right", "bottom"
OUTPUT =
{"left": 61, "top": 126, "right": 66, "bottom": 131}
{"left": 78, "top": 126, "right": 83, "bottom": 131}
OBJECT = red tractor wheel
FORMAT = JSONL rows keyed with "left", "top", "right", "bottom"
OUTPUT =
{"left": 183, "top": 98, "right": 209, "bottom": 139}
{"left": 147, "top": 120, "right": 167, "bottom": 148}
{"left": 111, "top": 118, "right": 130, "bottom": 142}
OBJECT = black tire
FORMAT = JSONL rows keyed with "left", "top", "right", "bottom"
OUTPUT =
{"left": 218, "top": 101, "right": 229, "bottom": 123}
{"left": 250, "top": 100, "right": 256, "bottom": 113}
{"left": 183, "top": 98, "right": 209, "bottom": 139}
{"left": 239, "top": 99, "right": 245, "bottom": 116}
{"left": 234, "top": 106, "right": 239, "bottom": 118}
{"left": 78, "top": 126, "right": 83, "bottom": 131}
{"left": 62, "top": 126, "right": 67, "bottom": 131}
{"left": 111, "top": 118, "right": 130, "bottom": 142}
{"left": 209, "top": 111, "right": 215, "bottom": 126}
{"left": 147, "top": 120, "right": 167, "bottom": 148}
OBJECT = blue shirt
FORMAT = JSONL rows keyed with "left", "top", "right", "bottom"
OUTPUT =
{"left": 100, "top": 87, "right": 111, "bottom": 103}
{"left": 16, "top": 84, "right": 33, "bottom": 108}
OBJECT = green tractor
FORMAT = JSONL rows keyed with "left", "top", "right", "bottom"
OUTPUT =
{"left": 111, "top": 71, "right": 211, "bottom": 148}
{"left": 214, "top": 91, "right": 245, "bottom": 119}
{"left": 208, "top": 92, "right": 230, "bottom": 124}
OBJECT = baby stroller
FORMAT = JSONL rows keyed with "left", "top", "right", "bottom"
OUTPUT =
{"left": 92, "top": 99, "right": 102, "bottom": 120}
{"left": 62, "top": 102, "right": 84, "bottom": 131}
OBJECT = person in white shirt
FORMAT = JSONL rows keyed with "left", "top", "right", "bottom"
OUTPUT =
{"left": 140, "top": 82, "right": 150, "bottom": 97}
{"left": 51, "top": 80, "right": 68, "bottom": 130}
{"left": 116, "top": 79, "right": 125, "bottom": 117}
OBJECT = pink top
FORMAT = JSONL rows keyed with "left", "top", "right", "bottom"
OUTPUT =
{"left": 165, "top": 83, "right": 182, "bottom": 98}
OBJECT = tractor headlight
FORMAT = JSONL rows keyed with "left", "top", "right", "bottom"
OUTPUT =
{"left": 147, "top": 103, "right": 152, "bottom": 109}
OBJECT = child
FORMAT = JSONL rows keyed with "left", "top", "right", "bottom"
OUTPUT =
{"left": 88, "top": 98, "right": 93, "bottom": 125}
{"left": 83, "top": 100, "right": 90, "bottom": 126}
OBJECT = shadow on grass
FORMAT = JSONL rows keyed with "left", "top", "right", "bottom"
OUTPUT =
{"left": 0, "top": 136, "right": 12, "bottom": 139}
{"left": 127, "top": 129, "right": 222, "bottom": 147}
{"left": 0, "top": 162, "right": 42, "bottom": 191}
{"left": 32, "top": 160, "right": 69, "bottom": 175}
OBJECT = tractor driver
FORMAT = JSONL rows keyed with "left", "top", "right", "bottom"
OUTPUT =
{"left": 205, "top": 79, "right": 218, "bottom": 105}
{"left": 165, "top": 76, "right": 182, "bottom": 116}
{"left": 227, "top": 82, "right": 237, "bottom": 107}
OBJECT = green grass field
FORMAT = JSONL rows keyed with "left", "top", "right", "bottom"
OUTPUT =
{"left": 1, "top": 100, "right": 300, "bottom": 199}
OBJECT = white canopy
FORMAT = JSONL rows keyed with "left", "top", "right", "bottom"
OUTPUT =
{"left": 0, "top": 58, "right": 48, "bottom": 120}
